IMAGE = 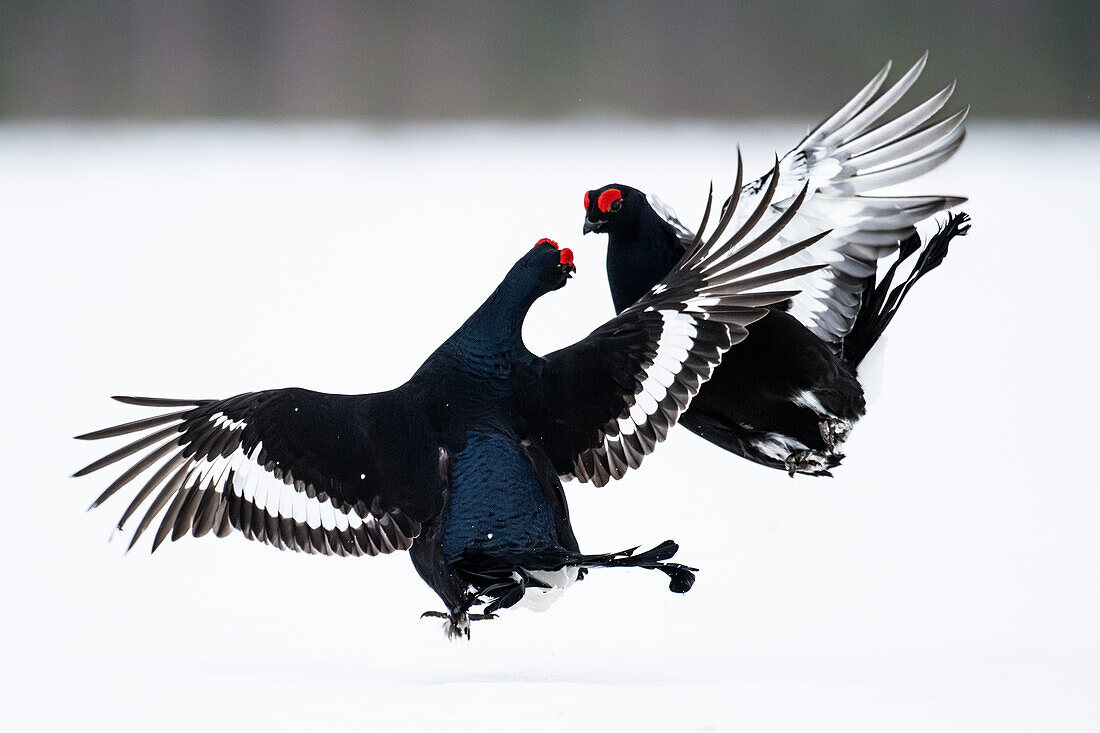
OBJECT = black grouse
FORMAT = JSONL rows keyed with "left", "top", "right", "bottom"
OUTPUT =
{"left": 75, "top": 165, "right": 823, "bottom": 639}
{"left": 583, "top": 54, "right": 971, "bottom": 477}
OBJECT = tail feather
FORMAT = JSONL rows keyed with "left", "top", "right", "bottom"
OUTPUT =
{"left": 575, "top": 540, "right": 697, "bottom": 593}
{"left": 842, "top": 212, "right": 970, "bottom": 368}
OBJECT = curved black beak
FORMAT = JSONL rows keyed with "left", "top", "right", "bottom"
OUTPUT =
{"left": 583, "top": 218, "right": 600, "bottom": 235}
{"left": 560, "top": 263, "right": 577, "bottom": 278}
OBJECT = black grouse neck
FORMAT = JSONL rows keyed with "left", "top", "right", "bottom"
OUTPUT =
{"left": 447, "top": 273, "right": 540, "bottom": 361}
{"left": 606, "top": 211, "right": 684, "bottom": 314}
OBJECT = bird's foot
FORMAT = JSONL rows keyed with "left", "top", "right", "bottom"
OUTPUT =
{"left": 819, "top": 418, "right": 851, "bottom": 450}
{"left": 468, "top": 612, "right": 499, "bottom": 621}
{"left": 420, "top": 609, "right": 498, "bottom": 640}
{"left": 783, "top": 450, "right": 836, "bottom": 477}
{"left": 420, "top": 610, "right": 450, "bottom": 619}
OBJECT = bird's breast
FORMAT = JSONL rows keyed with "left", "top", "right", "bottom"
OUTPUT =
{"left": 440, "top": 431, "right": 559, "bottom": 567}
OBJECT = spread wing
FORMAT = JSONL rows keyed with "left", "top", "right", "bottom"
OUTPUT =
{"left": 646, "top": 192, "right": 697, "bottom": 247}
{"left": 654, "top": 53, "right": 967, "bottom": 348}
{"left": 522, "top": 155, "right": 828, "bottom": 486}
{"left": 74, "top": 387, "right": 443, "bottom": 555}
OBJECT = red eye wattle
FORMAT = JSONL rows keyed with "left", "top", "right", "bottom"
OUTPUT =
{"left": 597, "top": 188, "right": 622, "bottom": 213}
{"left": 559, "top": 248, "right": 574, "bottom": 266}
{"left": 583, "top": 191, "right": 591, "bottom": 211}
{"left": 534, "top": 238, "right": 559, "bottom": 249}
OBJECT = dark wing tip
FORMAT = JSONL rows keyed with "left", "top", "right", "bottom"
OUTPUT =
{"left": 112, "top": 396, "right": 207, "bottom": 407}
{"left": 72, "top": 466, "right": 94, "bottom": 478}
{"left": 800, "top": 228, "right": 834, "bottom": 250}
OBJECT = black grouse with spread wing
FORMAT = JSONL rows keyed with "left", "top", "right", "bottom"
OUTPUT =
{"left": 76, "top": 162, "right": 823, "bottom": 638}
{"left": 583, "top": 54, "right": 971, "bottom": 476}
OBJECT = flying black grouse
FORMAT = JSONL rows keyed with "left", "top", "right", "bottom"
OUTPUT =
{"left": 75, "top": 164, "right": 823, "bottom": 639}
{"left": 583, "top": 54, "right": 971, "bottom": 477}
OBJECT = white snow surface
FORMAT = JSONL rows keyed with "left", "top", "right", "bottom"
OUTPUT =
{"left": 1, "top": 121, "right": 1098, "bottom": 731}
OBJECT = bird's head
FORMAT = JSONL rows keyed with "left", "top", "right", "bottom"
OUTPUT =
{"left": 582, "top": 184, "right": 645, "bottom": 236}
{"left": 516, "top": 238, "right": 576, "bottom": 293}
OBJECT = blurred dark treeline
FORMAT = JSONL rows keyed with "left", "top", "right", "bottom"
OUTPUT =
{"left": 0, "top": 0, "right": 1095, "bottom": 120}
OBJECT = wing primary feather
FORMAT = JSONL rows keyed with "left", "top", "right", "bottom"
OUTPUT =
{"left": 692, "top": 173, "right": 804, "bottom": 277}
{"left": 72, "top": 424, "right": 181, "bottom": 477}
{"left": 826, "top": 136, "right": 964, "bottom": 194}
{"left": 172, "top": 483, "right": 206, "bottom": 541}
{"left": 820, "top": 52, "right": 929, "bottom": 148}
{"left": 686, "top": 150, "right": 744, "bottom": 261}
{"left": 151, "top": 480, "right": 194, "bottom": 552}
{"left": 724, "top": 147, "right": 745, "bottom": 221}
{"left": 683, "top": 181, "right": 715, "bottom": 255}
{"left": 106, "top": 449, "right": 186, "bottom": 519}
{"left": 719, "top": 156, "right": 782, "bottom": 254}
{"left": 834, "top": 82, "right": 959, "bottom": 160}
{"left": 846, "top": 108, "right": 967, "bottom": 172}
{"left": 719, "top": 231, "right": 832, "bottom": 281}
{"left": 718, "top": 182, "right": 811, "bottom": 266}
{"left": 82, "top": 437, "right": 182, "bottom": 510}
{"left": 112, "top": 396, "right": 209, "bottom": 408}
{"left": 801, "top": 60, "right": 893, "bottom": 148}
{"left": 125, "top": 462, "right": 191, "bottom": 543}
{"left": 75, "top": 410, "right": 190, "bottom": 440}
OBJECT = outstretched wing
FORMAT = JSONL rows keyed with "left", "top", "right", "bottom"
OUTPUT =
{"left": 646, "top": 192, "right": 697, "bottom": 248}
{"left": 74, "top": 387, "right": 443, "bottom": 555}
{"left": 658, "top": 53, "right": 966, "bottom": 348}
{"left": 522, "top": 155, "right": 827, "bottom": 486}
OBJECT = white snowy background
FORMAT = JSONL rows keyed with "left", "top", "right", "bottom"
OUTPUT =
{"left": 1, "top": 121, "right": 1097, "bottom": 731}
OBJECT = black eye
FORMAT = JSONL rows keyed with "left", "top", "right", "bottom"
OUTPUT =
{"left": 609, "top": 199, "right": 622, "bottom": 213}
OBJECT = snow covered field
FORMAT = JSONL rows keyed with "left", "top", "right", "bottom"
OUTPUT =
{"left": 1, "top": 121, "right": 1097, "bottom": 731}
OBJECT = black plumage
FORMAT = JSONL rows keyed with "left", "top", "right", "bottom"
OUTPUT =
{"left": 583, "top": 55, "right": 972, "bottom": 476}
{"left": 76, "top": 167, "right": 822, "bottom": 638}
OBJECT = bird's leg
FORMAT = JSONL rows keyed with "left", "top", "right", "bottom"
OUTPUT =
{"left": 783, "top": 450, "right": 834, "bottom": 477}
{"left": 420, "top": 610, "right": 449, "bottom": 619}
{"left": 819, "top": 418, "right": 851, "bottom": 449}
{"left": 784, "top": 450, "right": 807, "bottom": 476}
{"left": 451, "top": 612, "right": 471, "bottom": 640}
{"left": 420, "top": 609, "right": 467, "bottom": 638}
{"left": 421, "top": 584, "right": 506, "bottom": 639}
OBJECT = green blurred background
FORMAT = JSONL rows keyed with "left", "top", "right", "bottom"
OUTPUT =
{"left": 0, "top": 0, "right": 1095, "bottom": 120}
